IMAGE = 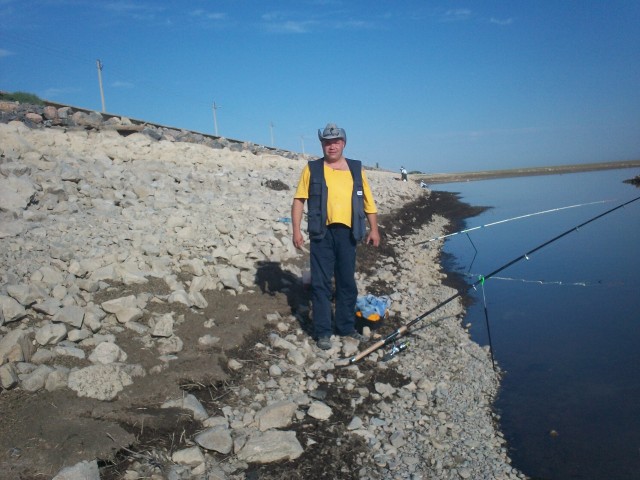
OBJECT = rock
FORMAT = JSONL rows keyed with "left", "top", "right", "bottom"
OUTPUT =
{"left": 200, "top": 413, "right": 226, "bottom": 426}
{"left": 215, "top": 266, "right": 241, "bottom": 291}
{"left": 375, "top": 382, "right": 396, "bottom": 397}
{"left": 269, "top": 334, "right": 297, "bottom": 351}
{"left": 195, "top": 426, "right": 233, "bottom": 454}
{"left": 0, "top": 362, "right": 19, "bottom": 389}
{"left": 0, "top": 215, "right": 25, "bottom": 238}
{"left": 71, "top": 110, "right": 103, "bottom": 128}
{"left": 287, "top": 349, "right": 307, "bottom": 366}
{"left": 88, "top": 341, "right": 128, "bottom": 364}
{"left": 43, "top": 105, "right": 58, "bottom": 120}
{"left": 161, "top": 393, "right": 208, "bottom": 421}
{"left": 172, "top": 446, "right": 205, "bottom": 467}
{"left": 347, "top": 416, "right": 364, "bottom": 430}
{"left": 206, "top": 465, "right": 228, "bottom": 480}
{"left": 31, "top": 348, "right": 57, "bottom": 364}
{"left": 21, "top": 364, "right": 54, "bottom": 392}
{"left": 157, "top": 335, "right": 183, "bottom": 355}
{"left": 52, "top": 460, "right": 100, "bottom": 480}
{"left": 0, "top": 328, "right": 33, "bottom": 364}
{"left": 35, "top": 322, "right": 67, "bottom": 345}
{"left": 168, "top": 289, "right": 191, "bottom": 306}
{"left": 101, "top": 295, "right": 138, "bottom": 314}
{"left": 389, "top": 430, "right": 406, "bottom": 448}
{"left": 54, "top": 345, "right": 86, "bottom": 359}
{"left": 307, "top": 401, "right": 333, "bottom": 420}
{"left": 68, "top": 364, "right": 133, "bottom": 400}
{"left": 0, "top": 294, "right": 27, "bottom": 324}
{"left": 255, "top": 400, "right": 297, "bottom": 431}
{"left": 198, "top": 334, "right": 220, "bottom": 347}
{"left": 32, "top": 298, "right": 62, "bottom": 316}
{"left": 228, "top": 359, "right": 243, "bottom": 371}
{"left": 189, "top": 291, "right": 208, "bottom": 309}
{"left": 6, "top": 284, "right": 42, "bottom": 306}
{"left": 114, "top": 307, "right": 143, "bottom": 324}
{"left": 45, "top": 367, "right": 70, "bottom": 391}
{"left": 67, "top": 329, "right": 91, "bottom": 342}
{"left": 53, "top": 305, "right": 85, "bottom": 328}
{"left": 37, "top": 266, "right": 65, "bottom": 286}
{"left": 83, "top": 304, "right": 106, "bottom": 332}
{"left": 237, "top": 430, "right": 303, "bottom": 463}
{"left": 0, "top": 175, "right": 37, "bottom": 214}
{"left": 25, "top": 112, "right": 43, "bottom": 123}
{"left": 152, "top": 313, "right": 174, "bottom": 337}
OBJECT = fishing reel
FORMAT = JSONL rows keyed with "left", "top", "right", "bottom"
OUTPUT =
{"left": 382, "top": 340, "right": 409, "bottom": 361}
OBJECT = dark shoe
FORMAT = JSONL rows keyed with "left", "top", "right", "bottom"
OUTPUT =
{"left": 317, "top": 336, "right": 332, "bottom": 350}
{"left": 344, "top": 331, "right": 366, "bottom": 342}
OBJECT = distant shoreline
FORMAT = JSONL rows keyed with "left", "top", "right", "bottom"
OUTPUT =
{"left": 414, "top": 160, "right": 640, "bottom": 184}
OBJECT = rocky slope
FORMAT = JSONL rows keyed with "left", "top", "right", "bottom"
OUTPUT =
{"left": 0, "top": 103, "right": 524, "bottom": 479}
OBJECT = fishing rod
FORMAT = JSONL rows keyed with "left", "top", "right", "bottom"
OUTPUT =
{"left": 341, "top": 194, "right": 640, "bottom": 366}
{"left": 414, "top": 199, "right": 613, "bottom": 246}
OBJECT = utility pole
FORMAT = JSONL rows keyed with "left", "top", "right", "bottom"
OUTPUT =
{"left": 96, "top": 59, "right": 106, "bottom": 113}
{"left": 212, "top": 101, "right": 220, "bottom": 136}
{"left": 269, "top": 121, "right": 275, "bottom": 147}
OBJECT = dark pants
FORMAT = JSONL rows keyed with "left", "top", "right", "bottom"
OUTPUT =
{"left": 310, "top": 224, "right": 357, "bottom": 339}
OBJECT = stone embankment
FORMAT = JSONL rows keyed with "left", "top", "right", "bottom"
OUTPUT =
{"left": 0, "top": 99, "right": 301, "bottom": 161}
{"left": 0, "top": 102, "right": 524, "bottom": 479}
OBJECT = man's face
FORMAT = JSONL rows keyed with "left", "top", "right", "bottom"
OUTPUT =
{"left": 322, "top": 138, "right": 345, "bottom": 162}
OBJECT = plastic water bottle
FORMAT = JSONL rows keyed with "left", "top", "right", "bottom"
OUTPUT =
{"left": 277, "top": 217, "right": 291, "bottom": 224}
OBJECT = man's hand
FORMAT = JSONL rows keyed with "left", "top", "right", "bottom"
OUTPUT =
{"left": 293, "top": 230, "right": 305, "bottom": 249}
{"left": 366, "top": 230, "right": 380, "bottom": 247}
{"left": 365, "top": 212, "right": 380, "bottom": 247}
{"left": 291, "top": 198, "right": 306, "bottom": 249}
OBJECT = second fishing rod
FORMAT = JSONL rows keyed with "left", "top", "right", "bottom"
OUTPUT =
{"left": 341, "top": 194, "right": 640, "bottom": 366}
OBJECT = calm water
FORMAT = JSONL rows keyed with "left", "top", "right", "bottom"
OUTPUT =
{"left": 435, "top": 169, "right": 640, "bottom": 480}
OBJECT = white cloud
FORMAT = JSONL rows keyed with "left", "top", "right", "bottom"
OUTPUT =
{"left": 103, "top": 1, "right": 165, "bottom": 21}
{"left": 0, "top": 48, "right": 14, "bottom": 57}
{"left": 442, "top": 9, "right": 472, "bottom": 21}
{"left": 263, "top": 20, "right": 314, "bottom": 34}
{"left": 111, "top": 81, "right": 134, "bottom": 88}
{"left": 490, "top": 17, "right": 514, "bottom": 26}
{"left": 334, "top": 19, "right": 375, "bottom": 29}
{"left": 190, "top": 9, "right": 226, "bottom": 21}
{"left": 261, "top": 10, "right": 375, "bottom": 34}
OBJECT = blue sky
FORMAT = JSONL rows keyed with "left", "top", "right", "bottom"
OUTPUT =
{"left": 1, "top": 1, "right": 639, "bottom": 173}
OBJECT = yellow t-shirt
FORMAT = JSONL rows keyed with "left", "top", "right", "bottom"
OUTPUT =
{"left": 293, "top": 163, "right": 377, "bottom": 227}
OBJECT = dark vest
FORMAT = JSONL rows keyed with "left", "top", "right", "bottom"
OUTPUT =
{"left": 307, "top": 158, "right": 366, "bottom": 241}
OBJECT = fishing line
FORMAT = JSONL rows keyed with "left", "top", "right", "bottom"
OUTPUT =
{"left": 476, "top": 276, "right": 496, "bottom": 371}
{"left": 460, "top": 273, "right": 613, "bottom": 288}
{"left": 341, "top": 194, "right": 640, "bottom": 366}
{"left": 415, "top": 199, "right": 614, "bottom": 246}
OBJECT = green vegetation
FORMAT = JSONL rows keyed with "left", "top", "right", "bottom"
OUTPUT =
{"left": 0, "top": 91, "right": 44, "bottom": 105}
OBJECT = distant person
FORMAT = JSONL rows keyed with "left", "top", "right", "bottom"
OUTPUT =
{"left": 401, "top": 166, "right": 408, "bottom": 182}
{"left": 420, "top": 180, "right": 428, "bottom": 189}
{"left": 291, "top": 123, "right": 380, "bottom": 350}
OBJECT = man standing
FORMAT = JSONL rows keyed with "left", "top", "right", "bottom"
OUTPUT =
{"left": 291, "top": 123, "right": 380, "bottom": 350}
{"left": 401, "top": 166, "right": 408, "bottom": 182}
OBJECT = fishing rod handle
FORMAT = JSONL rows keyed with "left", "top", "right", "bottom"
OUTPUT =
{"left": 348, "top": 326, "right": 408, "bottom": 364}
{"left": 348, "top": 339, "right": 385, "bottom": 364}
